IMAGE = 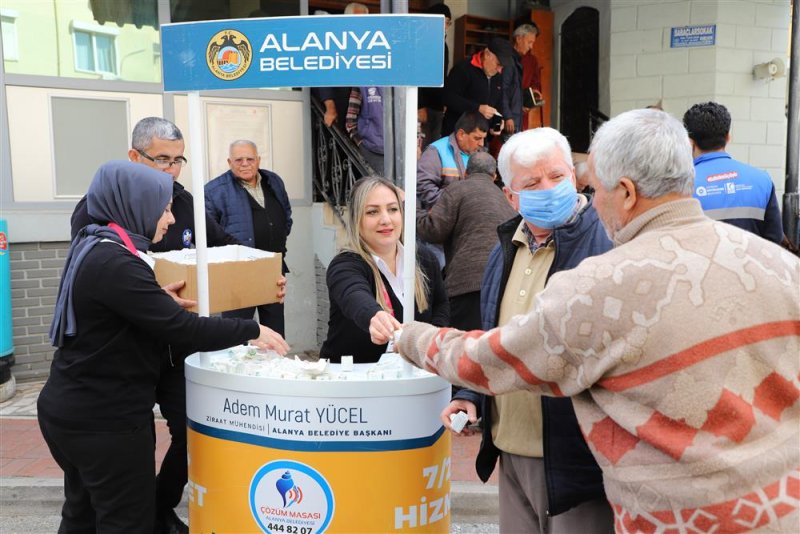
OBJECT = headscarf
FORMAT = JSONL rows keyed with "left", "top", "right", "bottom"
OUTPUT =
{"left": 49, "top": 160, "right": 172, "bottom": 347}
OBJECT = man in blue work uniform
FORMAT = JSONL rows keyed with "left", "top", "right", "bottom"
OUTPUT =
{"left": 683, "top": 101, "right": 783, "bottom": 243}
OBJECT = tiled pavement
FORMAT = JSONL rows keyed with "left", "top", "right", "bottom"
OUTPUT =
{"left": 0, "top": 380, "right": 497, "bottom": 484}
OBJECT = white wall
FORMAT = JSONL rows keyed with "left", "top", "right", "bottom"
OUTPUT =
{"left": 608, "top": 0, "right": 790, "bottom": 197}
{"left": 284, "top": 205, "right": 318, "bottom": 351}
{"left": 172, "top": 95, "right": 307, "bottom": 201}
{"left": 6, "top": 86, "right": 162, "bottom": 202}
{"left": 466, "top": 1, "right": 510, "bottom": 20}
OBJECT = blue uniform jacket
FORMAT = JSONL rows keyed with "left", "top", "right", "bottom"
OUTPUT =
{"left": 204, "top": 169, "right": 293, "bottom": 248}
{"left": 693, "top": 152, "right": 783, "bottom": 243}
{"left": 454, "top": 202, "right": 612, "bottom": 516}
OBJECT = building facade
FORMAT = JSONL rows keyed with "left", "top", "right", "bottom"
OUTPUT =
{"left": 0, "top": 0, "right": 792, "bottom": 380}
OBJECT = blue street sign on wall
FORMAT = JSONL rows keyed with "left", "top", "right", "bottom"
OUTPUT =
{"left": 670, "top": 24, "right": 716, "bottom": 48}
{"left": 161, "top": 15, "right": 445, "bottom": 92}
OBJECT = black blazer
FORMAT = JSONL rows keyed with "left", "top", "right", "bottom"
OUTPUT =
{"left": 321, "top": 246, "right": 449, "bottom": 363}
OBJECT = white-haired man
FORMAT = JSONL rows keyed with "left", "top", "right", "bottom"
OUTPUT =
{"left": 205, "top": 140, "right": 292, "bottom": 336}
{"left": 440, "top": 128, "right": 613, "bottom": 533}
{"left": 387, "top": 109, "right": 800, "bottom": 532}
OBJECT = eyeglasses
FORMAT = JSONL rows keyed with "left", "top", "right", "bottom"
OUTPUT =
{"left": 232, "top": 157, "right": 258, "bottom": 166}
{"left": 136, "top": 149, "right": 188, "bottom": 169}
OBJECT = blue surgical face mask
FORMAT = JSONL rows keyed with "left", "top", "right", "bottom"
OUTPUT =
{"left": 511, "top": 178, "right": 578, "bottom": 229}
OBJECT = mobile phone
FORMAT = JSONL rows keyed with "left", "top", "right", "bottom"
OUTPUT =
{"left": 466, "top": 418, "right": 483, "bottom": 431}
{"left": 489, "top": 113, "right": 503, "bottom": 131}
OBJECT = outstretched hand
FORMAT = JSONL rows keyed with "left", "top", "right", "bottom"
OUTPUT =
{"left": 369, "top": 310, "right": 402, "bottom": 346}
{"left": 249, "top": 325, "right": 289, "bottom": 355}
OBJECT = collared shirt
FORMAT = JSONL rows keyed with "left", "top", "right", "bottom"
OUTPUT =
{"left": 491, "top": 194, "right": 588, "bottom": 458}
{"left": 238, "top": 173, "right": 265, "bottom": 208}
{"left": 371, "top": 243, "right": 405, "bottom": 303}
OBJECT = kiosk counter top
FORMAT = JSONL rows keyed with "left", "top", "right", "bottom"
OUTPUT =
{"left": 185, "top": 348, "right": 447, "bottom": 397}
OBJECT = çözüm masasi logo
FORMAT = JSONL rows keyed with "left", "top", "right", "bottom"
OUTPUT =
{"left": 207, "top": 30, "right": 252, "bottom": 81}
{"left": 250, "top": 460, "right": 334, "bottom": 534}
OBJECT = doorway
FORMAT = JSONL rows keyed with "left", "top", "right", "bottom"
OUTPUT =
{"left": 559, "top": 6, "right": 599, "bottom": 153}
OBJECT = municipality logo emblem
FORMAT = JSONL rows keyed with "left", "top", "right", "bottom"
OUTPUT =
{"left": 275, "top": 471, "right": 303, "bottom": 507}
{"left": 182, "top": 228, "right": 193, "bottom": 247}
{"left": 207, "top": 30, "right": 252, "bottom": 81}
{"left": 250, "top": 460, "right": 334, "bottom": 534}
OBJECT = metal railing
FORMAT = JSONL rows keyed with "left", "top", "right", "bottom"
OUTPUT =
{"left": 310, "top": 95, "right": 375, "bottom": 226}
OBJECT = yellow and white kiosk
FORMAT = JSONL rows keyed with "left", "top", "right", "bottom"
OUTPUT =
{"left": 160, "top": 14, "right": 448, "bottom": 533}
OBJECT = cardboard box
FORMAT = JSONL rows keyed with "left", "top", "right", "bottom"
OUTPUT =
{"left": 151, "top": 245, "right": 282, "bottom": 314}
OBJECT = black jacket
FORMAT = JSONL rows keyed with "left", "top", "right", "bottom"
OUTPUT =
{"left": 321, "top": 246, "right": 449, "bottom": 363}
{"left": 37, "top": 242, "right": 258, "bottom": 431}
{"left": 455, "top": 202, "right": 613, "bottom": 516}
{"left": 442, "top": 54, "right": 503, "bottom": 136}
{"left": 71, "top": 181, "right": 239, "bottom": 251}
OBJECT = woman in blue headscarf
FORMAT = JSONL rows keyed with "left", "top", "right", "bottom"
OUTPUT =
{"left": 38, "top": 161, "right": 288, "bottom": 534}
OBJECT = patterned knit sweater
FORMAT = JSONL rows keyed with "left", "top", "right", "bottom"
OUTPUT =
{"left": 398, "top": 199, "right": 800, "bottom": 533}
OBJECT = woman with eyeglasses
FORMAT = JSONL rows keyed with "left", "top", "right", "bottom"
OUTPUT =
{"left": 39, "top": 161, "right": 289, "bottom": 534}
{"left": 320, "top": 176, "right": 449, "bottom": 363}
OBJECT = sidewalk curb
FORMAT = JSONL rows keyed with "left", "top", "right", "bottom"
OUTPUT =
{"left": 0, "top": 478, "right": 498, "bottom": 521}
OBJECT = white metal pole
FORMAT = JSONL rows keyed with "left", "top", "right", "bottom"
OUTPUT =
{"left": 401, "top": 87, "right": 418, "bottom": 375}
{"left": 188, "top": 91, "right": 211, "bottom": 365}
{"left": 402, "top": 86, "right": 418, "bottom": 325}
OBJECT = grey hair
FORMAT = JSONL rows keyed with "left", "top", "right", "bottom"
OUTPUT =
{"left": 131, "top": 117, "right": 182, "bottom": 151}
{"left": 513, "top": 24, "right": 537, "bottom": 39}
{"left": 229, "top": 139, "right": 258, "bottom": 155}
{"left": 497, "top": 128, "right": 573, "bottom": 187}
{"left": 589, "top": 109, "right": 695, "bottom": 198}
{"left": 466, "top": 151, "right": 497, "bottom": 177}
{"left": 344, "top": 2, "right": 368, "bottom": 14}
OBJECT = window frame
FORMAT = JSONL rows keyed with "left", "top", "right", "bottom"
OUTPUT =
{"left": 0, "top": 8, "right": 19, "bottom": 61}
{"left": 71, "top": 20, "right": 120, "bottom": 78}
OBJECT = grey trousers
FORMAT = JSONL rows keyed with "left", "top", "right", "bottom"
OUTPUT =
{"left": 498, "top": 452, "right": 615, "bottom": 534}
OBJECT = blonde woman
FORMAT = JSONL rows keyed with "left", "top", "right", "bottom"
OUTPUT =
{"left": 321, "top": 176, "right": 449, "bottom": 363}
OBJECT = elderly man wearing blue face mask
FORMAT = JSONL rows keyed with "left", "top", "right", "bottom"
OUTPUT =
{"left": 440, "top": 127, "right": 614, "bottom": 533}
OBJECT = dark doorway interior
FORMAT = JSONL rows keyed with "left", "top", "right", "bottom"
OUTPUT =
{"left": 559, "top": 7, "right": 599, "bottom": 153}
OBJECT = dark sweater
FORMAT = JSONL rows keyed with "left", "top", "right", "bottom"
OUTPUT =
{"left": 71, "top": 181, "right": 239, "bottom": 251}
{"left": 37, "top": 242, "right": 259, "bottom": 431}
{"left": 416, "top": 173, "right": 517, "bottom": 297}
{"left": 442, "top": 55, "right": 503, "bottom": 136}
{"left": 320, "top": 247, "right": 449, "bottom": 363}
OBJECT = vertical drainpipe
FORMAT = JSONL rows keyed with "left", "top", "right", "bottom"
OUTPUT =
{"left": 784, "top": 0, "right": 799, "bottom": 248}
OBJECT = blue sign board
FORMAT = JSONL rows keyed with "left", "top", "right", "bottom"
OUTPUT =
{"left": 161, "top": 15, "right": 445, "bottom": 92}
{"left": 670, "top": 24, "right": 716, "bottom": 48}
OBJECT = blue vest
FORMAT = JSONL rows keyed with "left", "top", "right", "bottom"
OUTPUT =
{"left": 357, "top": 86, "right": 384, "bottom": 154}
{"left": 431, "top": 136, "right": 469, "bottom": 182}
{"left": 693, "top": 152, "right": 774, "bottom": 221}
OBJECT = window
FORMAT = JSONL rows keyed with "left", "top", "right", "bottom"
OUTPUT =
{"left": 1, "top": 8, "right": 19, "bottom": 61}
{"left": 51, "top": 96, "right": 129, "bottom": 197}
{"left": 3, "top": 2, "right": 160, "bottom": 82}
{"left": 71, "top": 21, "right": 119, "bottom": 77}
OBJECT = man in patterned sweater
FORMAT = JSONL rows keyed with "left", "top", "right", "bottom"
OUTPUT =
{"left": 384, "top": 108, "right": 800, "bottom": 532}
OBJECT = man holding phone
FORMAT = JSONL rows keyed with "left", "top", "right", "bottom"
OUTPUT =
{"left": 441, "top": 37, "right": 511, "bottom": 139}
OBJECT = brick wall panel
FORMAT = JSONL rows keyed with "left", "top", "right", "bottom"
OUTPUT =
{"left": 9, "top": 242, "right": 69, "bottom": 382}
